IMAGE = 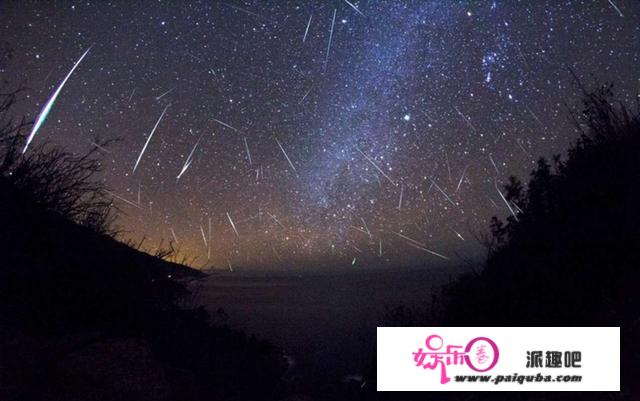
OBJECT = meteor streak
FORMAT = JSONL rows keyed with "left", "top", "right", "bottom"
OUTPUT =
{"left": 133, "top": 104, "right": 170, "bottom": 173}
{"left": 299, "top": 85, "right": 314, "bottom": 104}
{"left": 406, "top": 242, "right": 450, "bottom": 260}
{"left": 351, "top": 226, "right": 369, "bottom": 235}
{"left": 495, "top": 180, "right": 519, "bottom": 221}
{"left": 324, "top": 9, "right": 337, "bottom": 69}
{"left": 343, "top": 0, "right": 364, "bottom": 16}
{"left": 227, "top": 212, "right": 240, "bottom": 237}
{"left": 200, "top": 225, "right": 208, "bottom": 247}
{"left": 361, "top": 217, "right": 372, "bottom": 239}
{"left": 456, "top": 165, "right": 469, "bottom": 193}
{"left": 607, "top": 0, "right": 624, "bottom": 17}
{"left": 392, "top": 231, "right": 425, "bottom": 247}
{"left": 356, "top": 147, "right": 396, "bottom": 186}
{"left": 449, "top": 227, "right": 465, "bottom": 241}
{"left": 525, "top": 104, "right": 545, "bottom": 129}
{"left": 489, "top": 154, "right": 499, "bottom": 175}
{"left": 170, "top": 228, "right": 179, "bottom": 245}
{"left": 303, "top": 14, "right": 312, "bottom": 42}
{"left": 177, "top": 136, "right": 201, "bottom": 181}
{"left": 155, "top": 87, "right": 175, "bottom": 101}
{"left": 208, "top": 217, "right": 212, "bottom": 260}
{"left": 105, "top": 189, "right": 141, "bottom": 209}
{"left": 275, "top": 138, "right": 297, "bottom": 172}
{"left": 391, "top": 231, "right": 449, "bottom": 260}
{"left": 88, "top": 140, "right": 111, "bottom": 153}
{"left": 243, "top": 137, "right": 252, "bottom": 165}
{"left": 265, "top": 211, "right": 285, "bottom": 228}
{"left": 211, "top": 117, "right": 239, "bottom": 132}
{"left": 445, "top": 151, "right": 452, "bottom": 183}
{"left": 23, "top": 46, "right": 92, "bottom": 153}
{"left": 221, "top": 2, "right": 262, "bottom": 18}
{"left": 430, "top": 178, "right": 456, "bottom": 207}
{"left": 453, "top": 105, "right": 477, "bottom": 134}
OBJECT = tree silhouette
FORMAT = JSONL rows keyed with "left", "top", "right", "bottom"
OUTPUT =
{"left": 436, "top": 83, "right": 640, "bottom": 399}
{"left": 446, "top": 83, "right": 640, "bottom": 325}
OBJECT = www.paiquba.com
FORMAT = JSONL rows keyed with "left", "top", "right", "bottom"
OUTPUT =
{"left": 454, "top": 373, "right": 583, "bottom": 385}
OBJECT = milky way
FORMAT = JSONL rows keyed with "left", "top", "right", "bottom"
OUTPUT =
{"left": 3, "top": 1, "right": 639, "bottom": 270}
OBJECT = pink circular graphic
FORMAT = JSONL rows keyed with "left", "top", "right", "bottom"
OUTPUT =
{"left": 425, "top": 334, "right": 444, "bottom": 350}
{"left": 464, "top": 337, "right": 499, "bottom": 372}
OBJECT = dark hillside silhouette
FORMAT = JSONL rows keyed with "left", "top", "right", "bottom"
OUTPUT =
{"left": 360, "top": 86, "right": 640, "bottom": 401}
{"left": 440, "top": 83, "right": 640, "bottom": 399}
{"left": 0, "top": 85, "right": 285, "bottom": 401}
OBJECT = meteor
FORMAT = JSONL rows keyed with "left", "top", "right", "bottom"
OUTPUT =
{"left": 243, "top": 137, "right": 252, "bottom": 165}
{"left": 361, "top": 217, "right": 372, "bottom": 239}
{"left": 324, "top": 9, "right": 337, "bottom": 69}
{"left": 200, "top": 225, "right": 208, "bottom": 247}
{"left": 227, "top": 212, "right": 240, "bottom": 237}
{"left": 607, "top": 0, "right": 624, "bottom": 17}
{"left": 23, "top": 46, "right": 92, "bottom": 153}
{"left": 343, "top": 0, "right": 364, "bottom": 16}
{"left": 275, "top": 138, "right": 297, "bottom": 172}
{"left": 88, "top": 140, "right": 111, "bottom": 153}
{"left": 444, "top": 151, "right": 452, "bottom": 183}
{"left": 177, "top": 136, "right": 201, "bottom": 181}
{"left": 104, "top": 189, "right": 141, "bottom": 209}
{"left": 220, "top": 2, "right": 262, "bottom": 19}
{"left": 133, "top": 104, "right": 170, "bottom": 173}
{"left": 155, "top": 87, "right": 175, "bottom": 101}
{"left": 449, "top": 227, "right": 466, "bottom": 241}
{"left": 406, "top": 242, "right": 450, "bottom": 260}
{"left": 265, "top": 210, "right": 285, "bottom": 228}
{"left": 525, "top": 104, "right": 545, "bottom": 129}
{"left": 169, "top": 228, "right": 179, "bottom": 245}
{"left": 489, "top": 154, "right": 499, "bottom": 175}
{"left": 495, "top": 180, "right": 519, "bottom": 221}
{"left": 303, "top": 14, "right": 312, "bottom": 42}
{"left": 208, "top": 217, "right": 212, "bottom": 260}
{"left": 211, "top": 117, "right": 239, "bottom": 132}
{"left": 430, "top": 178, "right": 456, "bottom": 207}
{"left": 392, "top": 231, "right": 425, "bottom": 247}
{"left": 351, "top": 225, "right": 369, "bottom": 235}
{"left": 453, "top": 105, "right": 477, "bottom": 135}
{"left": 356, "top": 147, "right": 396, "bottom": 186}
{"left": 299, "top": 85, "right": 314, "bottom": 104}
{"left": 456, "top": 165, "right": 469, "bottom": 193}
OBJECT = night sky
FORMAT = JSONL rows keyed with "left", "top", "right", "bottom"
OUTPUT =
{"left": 2, "top": 1, "right": 639, "bottom": 270}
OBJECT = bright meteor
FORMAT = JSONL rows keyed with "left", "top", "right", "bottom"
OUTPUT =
{"left": 133, "top": 104, "right": 171, "bottom": 174}
{"left": 23, "top": 46, "right": 92, "bottom": 154}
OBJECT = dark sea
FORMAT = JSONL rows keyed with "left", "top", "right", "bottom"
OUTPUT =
{"left": 199, "top": 266, "right": 468, "bottom": 386}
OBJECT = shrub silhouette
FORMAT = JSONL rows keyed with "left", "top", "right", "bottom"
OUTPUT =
{"left": 0, "top": 77, "right": 120, "bottom": 236}
{"left": 436, "top": 83, "right": 640, "bottom": 399}
{"left": 445, "top": 83, "right": 640, "bottom": 326}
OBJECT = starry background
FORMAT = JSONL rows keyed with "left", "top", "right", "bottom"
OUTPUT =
{"left": 2, "top": 1, "right": 639, "bottom": 270}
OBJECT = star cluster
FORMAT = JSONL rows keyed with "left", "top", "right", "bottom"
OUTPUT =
{"left": 3, "top": 1, "right": 639, "bottom": 269}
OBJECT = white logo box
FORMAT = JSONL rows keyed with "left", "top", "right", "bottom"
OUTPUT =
{"left": 377, "top": 327, "right": 620, "bottom": 391}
